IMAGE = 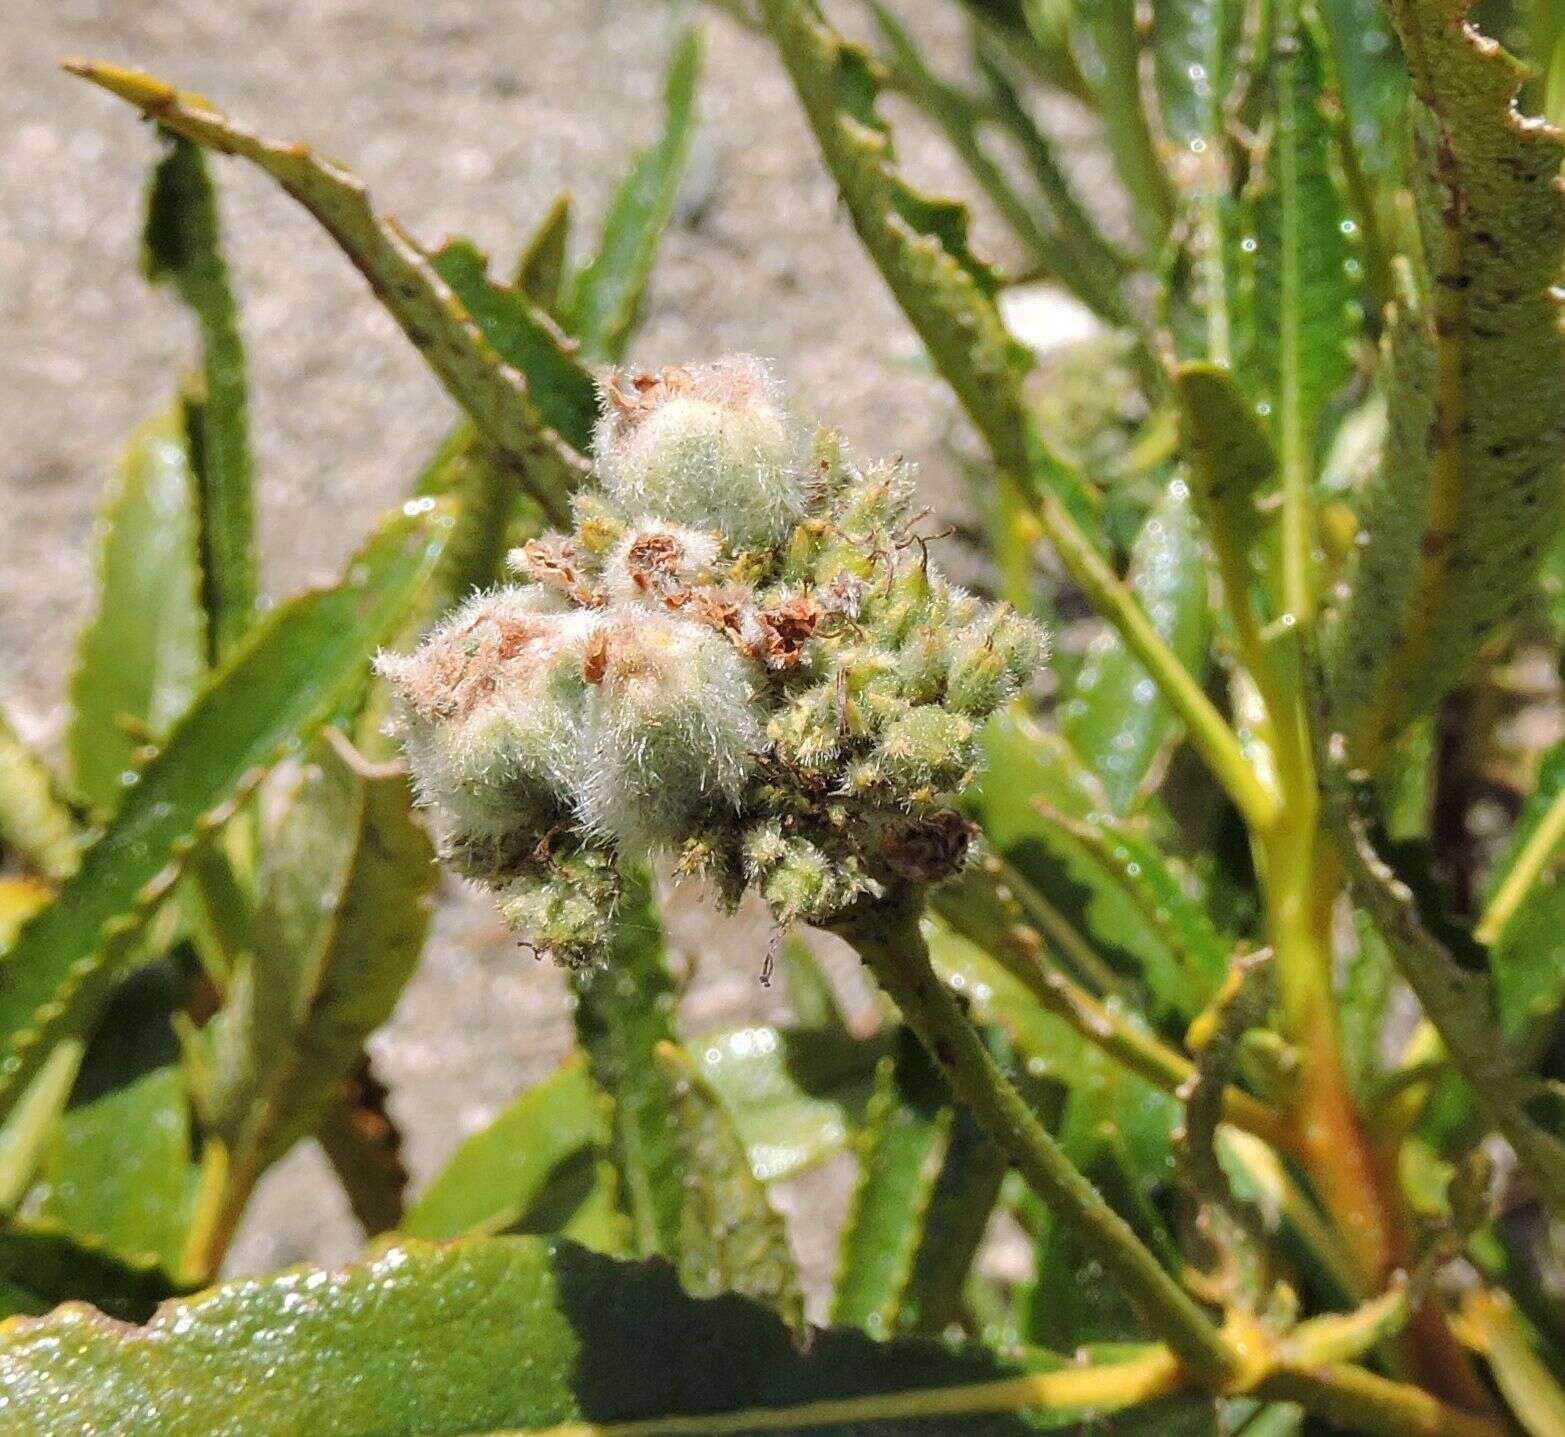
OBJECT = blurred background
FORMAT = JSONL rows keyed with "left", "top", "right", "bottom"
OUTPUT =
{"left": 1, "top": 0, "right": 1080, "bottom": 1293}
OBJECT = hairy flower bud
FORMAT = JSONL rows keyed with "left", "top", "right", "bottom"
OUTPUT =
{"left": 374, "top": 588, "right": 593, "bottom": 859}
{"left": 497, "top": 844, "right": 621, "bottom": 967}
{"left": 577, "top": 611, "right": 763, "bottom": 851}
{"left": 595, "top": 357, "right": 807, "bottom": 547}
{"left": 602, "top": 523, "right": 721, "bottom": 608}
{"left": 877, "top": 706, "right": 979, "bottom": 793}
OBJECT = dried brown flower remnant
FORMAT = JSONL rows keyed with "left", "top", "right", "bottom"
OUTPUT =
{"left": 511, "top": 534, "right": 604, "bottom": 607}
{"left": 754, "top": 592, "right": 824, "bottom": 668}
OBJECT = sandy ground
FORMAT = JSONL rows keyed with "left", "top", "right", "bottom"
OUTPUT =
{"left": 1, "top": 0, "right": 1044, "bottom": 1301}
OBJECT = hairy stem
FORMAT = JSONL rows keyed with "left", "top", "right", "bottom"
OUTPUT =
{"left": 835, "top": 890, "right": 1240, "bottom": 1388}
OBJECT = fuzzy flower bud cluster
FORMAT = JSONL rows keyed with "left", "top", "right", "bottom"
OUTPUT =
{"left": 377, "top": 356, "right": 1046, "bottom": 965}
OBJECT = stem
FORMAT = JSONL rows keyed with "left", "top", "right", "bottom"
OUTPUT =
{"left": 182, "top": 1137, "right": 233, "bottom": 1284}
{"left": 836, "top": 891, "right": 1240, "bottom": 1388}
{"left": 1264, "top": 1364, "right": 1505, "bottom": 1437}
{"left": 1474, "top": 779, "right": 1565, "bottom": 944}
{"left": 970, "top": 909, "right": 1295, "bottom": 1152}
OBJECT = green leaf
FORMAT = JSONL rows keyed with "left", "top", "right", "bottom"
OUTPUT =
{"left": 68, "top": 62, "right": 587, "bottom": 523}
{"left": 429, "top": 239, "right": 598, "bottom": 454}
{"left": 973, "top": 45, "right": 1133, "bottom": 325}
{"left": 831, "top": 1035, "right": 950, "bottom": 1334}
{"left": 1480, "top": 742, "right": 1565, "bottom": 1039}
{"left": 201, "top": 736, "right": 434, "bottom": 1184}
{"left": 974, "top": 714, "right": 1210, "bottom": 1018}
{"left": 513, "top": 192, "right": 572, "bottom": 314}
{"left": 1246, "top": 7, "right": 1358, "bottom": 525}
{"left": 1060, "top": 479, "right": 1211, "bottom": 813}
{"left": 1039, "top": 808, "right": 1229, "bottom": 1007}
{"left": 0, "top": 713, "right": 80, "bottom": 883}
{"left": 693, "top": 1022, "right": 886, "bottom": 1183}
{"left": 1152, "top": 0, "right": 1243, "bottom": 150}
{"left": 0, "top": 1235, "right": 1167, "bottom": 1434}
{"left": 869, "top": 7, "right": 1125, "bottom": 327}
{"left": 653, "top": 1042, "right": 803, "bottom": 1329}
{"left": 66, "top": 408, "right": 206, "bottom": 817}
{"left": 566, "top": 28, "right": 702, "bottom": 362}
{"left": 143, "top": 135, "right": 256, "bottom": 663}
{"left": 0, "top": 1038, "right": 83, "bottom": 1211}
{"left": 0, "top": 1217, "right": 187, "bottom": 1324}
{"left": 402, "top": 1057, "right": 606, "bottom": 1240}
{"left": 1075, "top": 0, "right": 1175, "bottom": 250}
{"left": 757, "top": 0, "right": 1033, "bottom": 476}
{"left": 34, "top": 1067, "right": 197, "bottom": 1277}
{"left": 0, "top": 505, "right": 449, "bottom": 1127}
{"left": 1318, "top": 0, "right": 1408, "bottom": 181}
{"left": 901, "top": 1099, "right": 1008, "bottom": 1338}
{"left": 1326, "top": 1, "right": 1565, "bottom": 763}
{"left": 572, "top": 874, "right": 800, "bottom": 1321}
{"left": 1175, "top": 361, "right": 1278, "bottom": 575}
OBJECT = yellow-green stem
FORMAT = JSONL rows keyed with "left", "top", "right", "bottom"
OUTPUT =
{"left": 835, "top": 891, "right": 1241, "bottom": 1388}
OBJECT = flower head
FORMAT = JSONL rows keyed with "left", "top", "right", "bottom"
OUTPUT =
{"left": 378, "top": 357, "right": 1047, "bottom": 963}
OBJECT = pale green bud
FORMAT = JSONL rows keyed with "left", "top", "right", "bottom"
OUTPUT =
{"left": 877, "top": 705, "right": 978, "bottom": 793}
{"left": 595, "top": 357, "right": 807, "bottom": 548}
{"left": 577, "top": 611, "right": 763, "bottom": 850}
{"left": 375, "top": 587, "right": 594, "bottom": 845}
{"left": 497, "top": 845, "right": 621, "bottom": 967}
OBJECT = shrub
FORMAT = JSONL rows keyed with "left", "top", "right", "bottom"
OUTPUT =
{"left": 0, "top": 1, "right": 1563, "bottom": 1432}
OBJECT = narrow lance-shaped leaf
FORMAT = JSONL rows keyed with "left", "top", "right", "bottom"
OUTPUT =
{"left": 34, "top": 1066, "right": 198, "bottom": 1279}
{"left": 900, "top": 1099, "right": 1009, "bottom": 1338}
{"left": 571, "top": 871, "right": 801, "bottom": 1321}
{"left": 0, "top": 504, "right": 449, "bottom": 1126}
{"left": 513, "top": 192, "right": 572, "bottom": 315}
{"left": 402, "top": 1057, "right": 607, "bottom": 1241}
{"left": 66, "top": 61, "right": 588, "bottom": 523}
{"left": 1060, "top": 478, "right": 1211, "bottom": 814}
{"left": 1075, "top": 0, "right": 1176, "bottom": 251}
{"left": 66, "top": 408, "right": 206, "bottom": 817}
{"left": 1175, "top": 361, "right": 1277, "bottom": 582}
{"left": 831, "top": 1035, "right": 951, "bottom": 1334}
{"left": 1153, "top": 0, "right": 1245, "bottom": 362}
{"left": 1326, "top": 0, "right": 1565, "bottom": 763}
{"left": 143, "top": 135, "right": 255, "bottom": 662}
{"left": 1247, "top": 4, "right": 1358, "bottom": 618}
{"left": 199, "top": 735, "right": 435, "bottom": 1193}
{"left": 868, "top": 5, "right": 1125, "bottom": 328}
{"left": 429, "top": 239, "right": 598, "bottom": 455}
{"left": 653, "top": 1042, "right": 803, "bottom": 1329}
{"left": 567, "top": 27, "right": 702, "bottom": 362}
{"left": 0, "top": 712, "right": 80, "bottom": 883}
{"left": 0, "top": 1235, "right": 1200, "bottom": 1436}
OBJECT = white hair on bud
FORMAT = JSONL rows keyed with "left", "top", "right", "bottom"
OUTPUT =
{"left": 576, "top": 610, "right": 763, "bottom": 850}
{"left": 595, "top": 356, "right": 808, "bottom": 548}
{"left": 373, "top": 587, "right": 599, "bottom": 840}
{"left": 601, "top": 523, "right": 722, "bottom": 608}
